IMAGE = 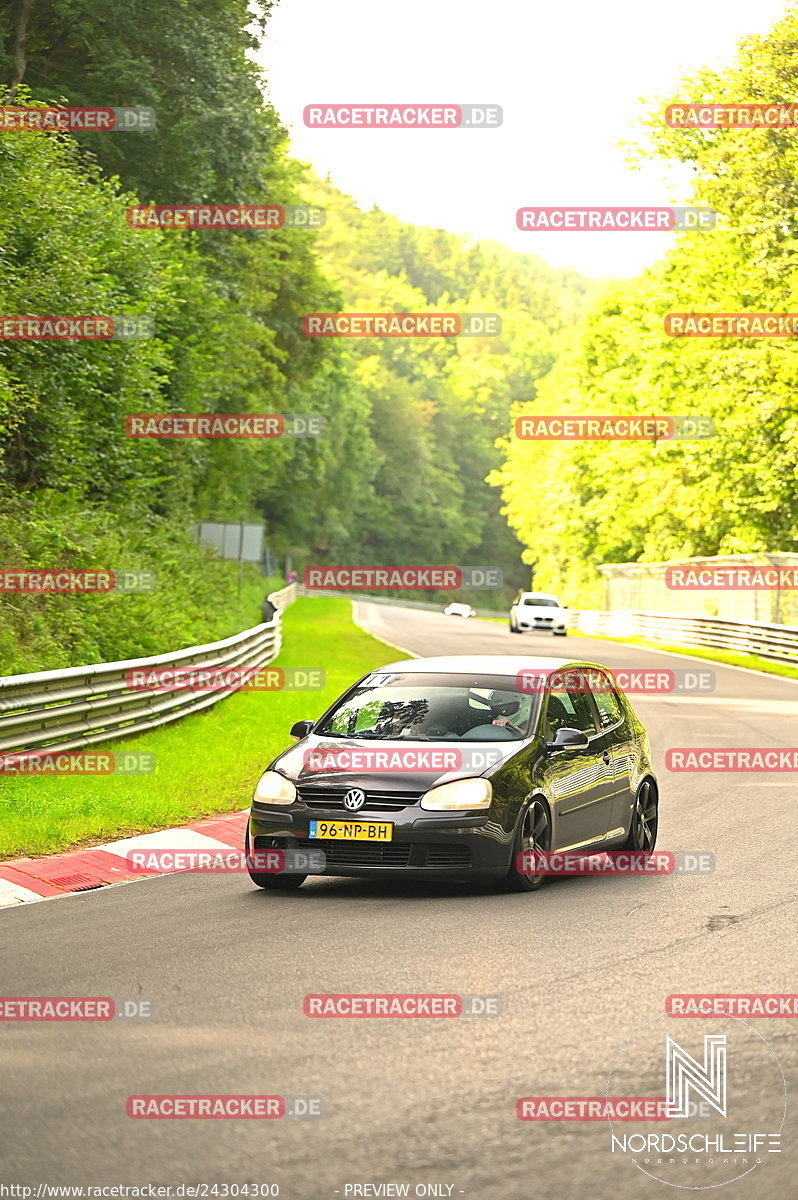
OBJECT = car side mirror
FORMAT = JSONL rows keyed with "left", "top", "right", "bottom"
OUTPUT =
{"left": 547, "top": 726, "right": 589, "bottom": 750}
{"left": 290, "top": 719, "right": 315, "bottom": 739}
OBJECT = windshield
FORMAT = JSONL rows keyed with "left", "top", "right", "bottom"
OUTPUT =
{"left": 315, "top": 672, "right": 539, "bottom": 742}
{"left": 522, "top": 596, "right": 560, "bottom": 606}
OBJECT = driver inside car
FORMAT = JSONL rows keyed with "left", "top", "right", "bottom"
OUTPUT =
{"left": 491, "top": 695, "right": 532, "bottom": 732}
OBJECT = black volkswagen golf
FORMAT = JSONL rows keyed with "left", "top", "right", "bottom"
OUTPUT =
{"left": 246, "top": 654, "right": 659, "bottom": 892}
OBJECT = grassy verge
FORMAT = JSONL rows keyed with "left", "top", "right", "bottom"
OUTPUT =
{"left": 0, "top": 597, "right": 406, "bottom": 859}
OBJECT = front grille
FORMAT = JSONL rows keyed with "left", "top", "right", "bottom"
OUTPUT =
{"left": 294, "top": 837, "right": 412, "bottom": 866}
{"left": 292, "top": 838, "right": 471, "bottom": 870}
{"left": 425, "top": 845, "right": 471, "bottom": 869}
{"left": 297, "top": 786, "right": 423, "bottom": 812}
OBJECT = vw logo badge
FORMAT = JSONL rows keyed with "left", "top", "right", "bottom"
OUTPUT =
{"left": 343, "top": 788, "right": 366, "bottom": 811}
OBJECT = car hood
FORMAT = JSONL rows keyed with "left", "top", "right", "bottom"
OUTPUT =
{"left": 270, "top": 733, "right": 524, "bottom": 793}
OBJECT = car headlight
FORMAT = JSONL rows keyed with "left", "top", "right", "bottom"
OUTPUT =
{"left": 253, "top": 770, "right": 297, "bottom": 806}
{"left": 420, "top": 778, "right": 492, "bottom": 811}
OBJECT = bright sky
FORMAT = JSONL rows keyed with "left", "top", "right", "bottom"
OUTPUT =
{"left": 259, "top": 0, "right": 791, "bottom": 279}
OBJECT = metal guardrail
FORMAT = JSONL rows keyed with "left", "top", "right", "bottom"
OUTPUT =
{"left": 567, "top": 608, "right": 798, "bottom": 667}
{"left": 0, "top": 584, "right": 297, "bottom": 757}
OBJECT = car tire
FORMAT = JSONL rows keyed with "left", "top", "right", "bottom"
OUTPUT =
{"left": 245, "top": 828, "right": 307, "bottom": 889}
{"left": 500, "top": 798, "right": 551, "bottom": 892}
{"left": 622, "top": 780, "right": 658, "bottom": 853}
{"left": 509, "top": 620, "right": 521, "bottom": 633}
{"left": 553, "top": 629, "right": 567, "bottom": 636}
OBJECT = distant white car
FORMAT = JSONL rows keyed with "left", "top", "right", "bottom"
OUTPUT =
{"left": 509, "top": 591, "right": 566, "bottom": 636}
{"left": 444, "top": 602, "right": 475, "bottom": 618}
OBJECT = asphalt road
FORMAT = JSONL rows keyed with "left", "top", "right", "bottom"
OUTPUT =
{"left": 1, "top": 603, "right": 796, "bottom": 1199}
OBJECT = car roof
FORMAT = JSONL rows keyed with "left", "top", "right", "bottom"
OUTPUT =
{"left": 519, "top": 591, "right": 559, "bottom": 598}
{"left": 372, "top": 654, "right": 602, "bottom": 675}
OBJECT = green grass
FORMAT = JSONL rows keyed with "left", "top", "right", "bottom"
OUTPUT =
{"left": 0, "top": 597, "right": 407, "bottom": 859}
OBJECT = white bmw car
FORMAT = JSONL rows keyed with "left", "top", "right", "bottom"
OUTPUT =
{"left": 509, "top": 591, "right": 567, "bottom": 636}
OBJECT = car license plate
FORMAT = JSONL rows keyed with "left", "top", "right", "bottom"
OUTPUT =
{"left": 309, "top": 820, "right": 393, "bottom": 842}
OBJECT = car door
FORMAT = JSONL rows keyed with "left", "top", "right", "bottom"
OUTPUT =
{"left": 541, "top": 670, "right": 617, "bottom": 849}
{"left": 588, "top": 671, "right": 636, "bottom": 836}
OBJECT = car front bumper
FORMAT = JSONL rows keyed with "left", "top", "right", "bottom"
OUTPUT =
{"left": 517, "top": 617, "right": 565, "bottom": 631}
{"left": 249, "top": 802, "right": 514, "bottom": 878}
{"left": 513, "top": 624, "right": 564, "bottom": 633}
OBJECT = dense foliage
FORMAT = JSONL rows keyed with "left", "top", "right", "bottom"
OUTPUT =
{"left": 492, "top": 7, "right": 798, "bottom": 605}
{"left": 0, "top": 2, "right": 586, "bottom": 669}
{"left": 6, "top": 0, "right": 794, "bottom": 662}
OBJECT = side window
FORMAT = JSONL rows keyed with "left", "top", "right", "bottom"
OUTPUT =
{"left": 589, "top": 671, "right": 624, "bottom": 729}
{"left": 544, "top": 672, "right": 598, "bottom": 739}
{"left": 330, "top": 708, "right": 350, "bottom": 735}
